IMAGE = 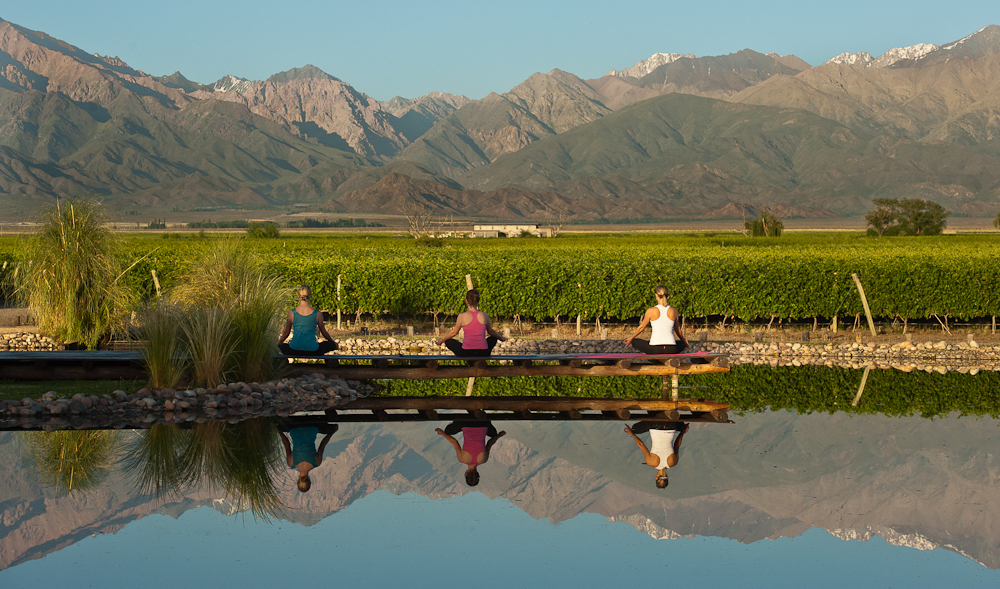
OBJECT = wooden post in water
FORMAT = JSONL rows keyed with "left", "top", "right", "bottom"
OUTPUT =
{"left": 851, "top": 274, "right": 877, "bottom": 336}
{"left": 852, "top": 366, "right": 871, "bottom": 407}
{"left": 336, "top": 274, "right": 342, "bottom": 330}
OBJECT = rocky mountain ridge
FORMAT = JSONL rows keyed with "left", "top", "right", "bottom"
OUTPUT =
{"left": 2, "top": 18, "right": 1000, "bottom": 219}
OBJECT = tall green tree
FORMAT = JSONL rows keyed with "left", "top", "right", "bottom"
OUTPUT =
{"left": 865, "top": 198, "right": 899, "bottom": 237}
{"left": 745, "top": 209, "right": 784, "bottom": 237}
{"left": 865, "top": 198, "right": 950, "bottom": 236}
{"left": 896, "top": 198, "right": 950, "bottom": 236}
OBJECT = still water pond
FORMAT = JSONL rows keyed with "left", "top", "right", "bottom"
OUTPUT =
{"left": 1, "top": 404, "right": 1000, "bottom": 587}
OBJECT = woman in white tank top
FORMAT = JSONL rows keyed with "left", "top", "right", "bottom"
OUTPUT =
{"left": 625, "top": 422, "right": 689, "bottom": 488}
{"left": 624, "top": 284, "right": 688, "bottom": 354}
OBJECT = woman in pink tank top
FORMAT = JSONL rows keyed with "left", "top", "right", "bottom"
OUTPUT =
{"left": 436, "top": 289, "right": 507, "bottom": 357}
{"left": 436, "top": 421, "right": 506, "bottom": 486}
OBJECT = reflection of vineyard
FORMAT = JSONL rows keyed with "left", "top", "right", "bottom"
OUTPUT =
{"left": 382, "top": 366, "right": 1000, "bottom": 418}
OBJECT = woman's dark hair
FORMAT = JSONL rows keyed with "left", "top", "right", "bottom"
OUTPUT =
{"left": 465, "top": 469, "right": 480, "bottom": 487}
{"left": 465, "top": 289, "right": 480, "bottom": 308}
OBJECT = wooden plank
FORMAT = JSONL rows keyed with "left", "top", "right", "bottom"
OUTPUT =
{"left": 339, "top": 396, "right": 728, "bottom": 413}
{"left": 0, "top": 350, "right": 726, "bottom": 363}
{"left": 286, "top": 362, "right": 727, "bottom": 380}
{"left": 0, "top": 364, "right": 146, "bottom": 381}
{"left": 276, "top": 352, "right": 728, "bottom": 362}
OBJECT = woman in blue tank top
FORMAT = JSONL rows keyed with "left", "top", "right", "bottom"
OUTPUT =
{"left": 278, "top": 285, "right": 338, "bottom": 356}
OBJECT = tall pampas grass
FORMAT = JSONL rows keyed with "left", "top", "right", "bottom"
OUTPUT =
{"left": 180, "top": 306, "right": 235, "bottom": 389}
{"left": 140, "top": 240, "right": 287, "bottom": 388}
{"left": 20, "top": 200, "right": 135, "bottom": 349}
{"left": 138, "top": 304, "right": 186, "bottom": 389}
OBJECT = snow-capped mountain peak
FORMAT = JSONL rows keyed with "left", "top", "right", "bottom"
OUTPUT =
{"left": 872, "top": 43, "right": 939, "bottom": 67}
{"left": 607, "top": 52, "right": 696, "bottom": 78}
{"left": 824, "top": 52, "right": 874, "bottom": 66}
{"left": 941, "top": 26, "right": 989, "bottom": 50}
{"left": 211, "top": 74, "right": 255, "bottom": 93}
{"left": 825, "top": 43, "right": 939, "bottom": 68}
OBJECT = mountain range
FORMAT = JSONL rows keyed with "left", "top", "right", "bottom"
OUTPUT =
{"left": 3, "top": 411, "right": 1000, "bottom": 571}
{"left": 2, "top": 18, "right": 1000, "bottom": 220}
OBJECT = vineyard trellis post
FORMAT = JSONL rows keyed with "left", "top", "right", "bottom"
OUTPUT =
{"left": 851, "top": 273, "right": 877, "bottom": 336}
{"left": 336, "top": 274, "right": 342, "bottom": 330}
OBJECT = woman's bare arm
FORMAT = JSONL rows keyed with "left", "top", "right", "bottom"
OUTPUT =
{"left": 278, "top": 311, "right": 293, "bottom": 344}
{"left": 277, "top": 429, "right": 294, "bottom": 467}
{"left": 316, "top": 312, "right": 335, "bottom": 342}
{"left": 624, "top": 308, "right": 656, "bottom": 346}
{"left": 435, "top": 428, "right": 463, "bottom": 458}
{"left": 315, "top": 432, "right": 334, "bottom": 465}
{"left": 624, "top": 426, "right": 658, "bottom": 467}
{"left": 666, "top": 425, "right": 688, "bottom": 467}
{"left": 481, "top": 430, "right": 506, "bottom": 462}
{"left": 484, "top": 314, "right": 507, "bottom": 341}
{"left": 436, "top": 314, "right": 467, "bottom": 345}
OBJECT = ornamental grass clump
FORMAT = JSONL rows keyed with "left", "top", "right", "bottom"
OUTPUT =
{"left": 25, "top": 430, "right": 120, "bottom": 494}
{"left": 141, "top": 240, "right": 286, "bottom": 388}
{"left": 138, "top": 304, "right": 186, "bottom": 390}
{"left": 20, "top": 200, "right": 135, "bottom": 349}
{"left": 179, "top": 305, "right": 235, "bottom": 389}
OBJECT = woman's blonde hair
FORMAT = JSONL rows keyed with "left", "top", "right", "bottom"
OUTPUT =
{"left": 654, "top": 285, "right": 669, "bottom": 299}
{"left": 297, "top": 285, "right": 312, "bottom": 301}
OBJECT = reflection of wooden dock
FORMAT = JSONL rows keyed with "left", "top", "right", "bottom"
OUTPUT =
{"left": 286, "top": 353, "right": 729, "bottom": 380}
{"left": 326, "top": 396, "right": 732, "bottom": 424}
{"left": 0, "top": 351, "right": 728, "bottom": 381}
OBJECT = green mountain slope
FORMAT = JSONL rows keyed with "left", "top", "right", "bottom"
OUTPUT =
{"left": 454, "top": 93, "right": 1000, "bottom": 215}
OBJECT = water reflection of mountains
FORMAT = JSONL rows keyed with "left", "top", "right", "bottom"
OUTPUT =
{"left": 3, "top": 412, "right": 1000, "bottom": 569}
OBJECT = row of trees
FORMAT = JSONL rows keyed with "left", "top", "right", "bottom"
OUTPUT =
{"left": 865, "top": 198, "right": 951, "bottom": 237}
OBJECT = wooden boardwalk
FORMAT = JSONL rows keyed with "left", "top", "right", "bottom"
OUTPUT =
{"left": 0, "top": 351, "right": 728, "bottom": 381}
{"left": 327, "top": 396, "right": 732, "bottom": 424}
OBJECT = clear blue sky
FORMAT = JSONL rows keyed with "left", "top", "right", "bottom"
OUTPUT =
{"left": 3, "top": 1, "right": 998, "bottom": 100}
